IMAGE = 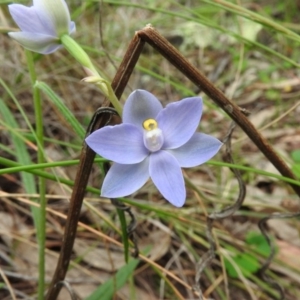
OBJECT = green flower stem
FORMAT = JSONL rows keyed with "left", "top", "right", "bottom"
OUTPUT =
{"left": 106, "top": 82, "right": 123, "bottom": 116}
{"left": 25, "top": 50, "right": 46, "bottom": 300}
{"left": 60, "top": 34, "right": 98, "bottom": 74}
{"left": 60, "top": 35, "right": 123, "bottom": 115}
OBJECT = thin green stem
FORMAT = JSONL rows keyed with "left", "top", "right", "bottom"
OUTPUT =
{"left": 0, "top": 155, "right": 299, "bottom": 192}
{"left": 0, "top": 158, "right": 106, "bottom": 175}
{"left": 60, "top": 35, "right": 123, "bottom": 115}
{"left": 25, "top": 50, "right": 46, "bottom": 300}
{"left": 60, "top": 34, "right": 98, "bottom": 74}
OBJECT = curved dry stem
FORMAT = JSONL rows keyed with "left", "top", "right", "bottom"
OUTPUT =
{"left": 195, "top": 119, "right": 247, "bottom": 298}
{"left": 210, "top": 121, "right": 246, "bottom": 220}
{"left": 194, "top": 218, "right": 215, "bottom": 300}
{"left": 258, "top": 211, "right": 300, "bottom": 300}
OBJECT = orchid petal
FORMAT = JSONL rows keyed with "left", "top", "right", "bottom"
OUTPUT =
{"left": 85, "top": 124, "right": 149, "bottom": 164}
{"left": 8, "top": 32, "right": 61, "bottom": 54}
{"left": 8, "top": 0, "right": 74, "bottom": 54}
{"left": 101, "top": 159, "right": 150, "bottom": 198}
{"left": 33, "top": 0, "right": 72, "bottom": 36}
{"left": 169, "top": 133, "right": 223, "bottom": 167}
{"left": 69, "top": 21, "right": 76, "bottom": 34}
{"left": 123, "top": 90, "right": 163, "bottom": 130}
{"left": 149, "top": 151, "right": 185, "bottom": 207}
{"left": 9, "top": 4, "right": 52, "bottom": 34}
{"left": 157, "top": 97, "right": 203, "bottom": 149}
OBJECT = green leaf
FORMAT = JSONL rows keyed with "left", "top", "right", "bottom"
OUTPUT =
{"left": 238, "top": 254, "right": 260, "bottom": 277}
{"left": 224, "top": 257, "right": 238, "bottom": 278}
{"left": 224, "top": 253, "right": 260, "bottom": 278}
{"left": 291, "top": 150, "right": 300, "bottom": 163}
{"left": 85, "top": 258, "right": 139, "bottom": 300}
{"left": 225, "top": 231, "right": 276, "bottom": 278}
{"left": 292, "top": 164, "right": 300, "bottom": 178}
{"left": 245, "top": 231, "right": 271, "bottom": 257}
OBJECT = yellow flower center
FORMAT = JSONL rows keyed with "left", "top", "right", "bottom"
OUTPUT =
{"left": 143, "top": 118, "right": 158, "bottom": 131}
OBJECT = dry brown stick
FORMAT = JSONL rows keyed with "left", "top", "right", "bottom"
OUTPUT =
{"left": 137, "top": 25, "right": 300, "bottom": 197}
{"left": 45, "top": 33, "right": 145, "bottom": 300}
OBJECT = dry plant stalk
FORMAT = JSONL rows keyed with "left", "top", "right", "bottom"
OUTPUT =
{"left": 45, "top": 25, "right": 300, "bottom": 300}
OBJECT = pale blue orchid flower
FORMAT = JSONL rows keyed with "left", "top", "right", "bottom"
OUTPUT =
{"left": 86, "top": 90, "right": 222, "bottom": 207}
{"left": 8, "top": 0, "right": 75, "bottom": 54}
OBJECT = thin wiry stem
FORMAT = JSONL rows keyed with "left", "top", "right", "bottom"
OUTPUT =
{"left": 258, "top": 212, "right": 300, "bottom": 300}
{"left": 194, "top": 117, "right": 247, "bottom": 298}
{"left": 25, "top": 50, "right": 47, "bottom": 300}
{"left": 56, "top": 281, "right": 78, "bottom": 300}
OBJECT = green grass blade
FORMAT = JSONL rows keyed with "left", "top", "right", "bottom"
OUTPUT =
{"left": 116, "top": 208, "right": 129, "bottom": 263}
{"left": 103, "top": 0, "right": 300, "bottom": 67}
{"left": 0, "top": 98, "right": 40, "bottom": 228}
{"left": 35, "top": 81, "right": 85, "bottom": 139}
{"left": 85, "top": 258, "right": 139, "bottom": 300}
